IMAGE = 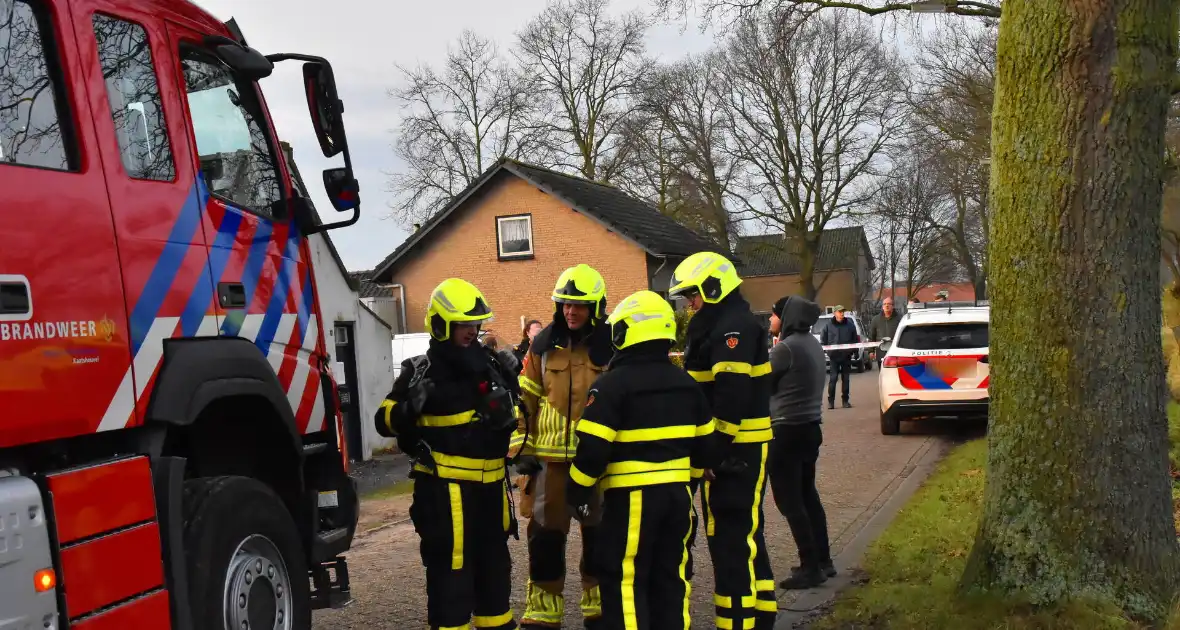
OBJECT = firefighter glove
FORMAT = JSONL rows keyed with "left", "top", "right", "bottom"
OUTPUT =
{"left": 514, "top": 455, "right": 542, "bottom": 477}
{"left": 407, "top": 377, "right": 434, "bottom": 417}
{"left": 716, "top": 456, "right": 749, "bottom": 475}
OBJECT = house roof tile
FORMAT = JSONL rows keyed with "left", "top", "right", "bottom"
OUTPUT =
{"left": 372, "top": 158, "right": 722, "bottom": 282}
{"left": 734, "top": 227, "right": 874, "bottom": 277}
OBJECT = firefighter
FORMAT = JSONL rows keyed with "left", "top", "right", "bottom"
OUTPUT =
{"left": 374, "top": 278, "right": 519, "bottom": 630}
{"left": 669, "top": 252, "right": 777, "bottom": 630}
{"left": 510, "top": 264, "right": 614, "bottom": 629}
{"left": 566, "top": 290, "right": 715, "bottom": 630}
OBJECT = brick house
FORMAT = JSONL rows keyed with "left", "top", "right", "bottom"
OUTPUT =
{"left": 734, "top": 227, "right": 876, "bottom": 315}
{"left": 367, "top": 158, "right": 720, "bottom": 340}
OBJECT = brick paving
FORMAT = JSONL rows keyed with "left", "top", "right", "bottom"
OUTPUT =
{"left": 315, "top": 371, "right": 947, "bottom": 629}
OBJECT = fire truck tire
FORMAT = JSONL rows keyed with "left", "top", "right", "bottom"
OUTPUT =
{"left": 183, "top": 476, "right": 311, "bottom": 630}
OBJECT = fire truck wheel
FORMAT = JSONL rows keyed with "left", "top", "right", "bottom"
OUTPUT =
{"left": 183, "top": 476, "right": 311, "bottom": 630}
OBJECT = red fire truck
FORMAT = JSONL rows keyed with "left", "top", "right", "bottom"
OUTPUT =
{"left": 0, "top": 0, "right": 361, "bottom": 627}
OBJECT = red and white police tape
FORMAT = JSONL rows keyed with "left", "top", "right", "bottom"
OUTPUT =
{"left": 668, "top": 340, "right": 882, "bottom": 357}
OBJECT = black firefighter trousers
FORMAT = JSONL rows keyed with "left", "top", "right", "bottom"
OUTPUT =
{"left": 696, "top": 442, "right": 776, "bottom": 630}
{"left": 410, "top": 474, "right": 516, "bottom": 630}
{"left": 594, "top": 482, "right": 695, "bottom": 630}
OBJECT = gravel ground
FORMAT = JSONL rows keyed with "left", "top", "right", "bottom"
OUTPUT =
{"left": 317, "top": 372, "right": 966, "bottom": 628}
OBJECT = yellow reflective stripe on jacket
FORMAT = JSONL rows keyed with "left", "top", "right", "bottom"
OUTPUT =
{"left": 696, "top": 422, "right": 715, "bottom": 437}
{"left": 599, "top": 457, "right": 692, "bottom": 490}
{"left": 577, "top": 419, "right": 616, "bottom": 442}
{"left": 712, "top": 417, "right": 772, "bottom": 443}
{"left": 413, "top": 453, "right": 505, "bottom": 483}
{"left": 688, "top": 370, "right": 713, "bottom": 383}
{"left": 569, "top": 463, "right": 598, "bottom": 487}
{"left": 519, "top": 374, "right": 543, "bottom": 397}
{"left": 578, "top": 421, "right": 698, "bottom": 443}
{"left": 418, "top": 410, "right": 476, "bottom": 428}
{"left": 733, "top": 416, "right": 772, "bottom": 444}
{"left": 691, "top": 467, "right": 704, "bottom": 479}
{"left": 532, "top": 400, "right": 577, "bottom": 461}
{"left": 601, "top": 468, "right": 691, "bottom": 490}
{"left": 379, "top": 399, "right": 397, "bottom": 434}
{"left": 712, "top": 361, "right": 771, "bottom": 377}
{"left": 617, "top": 425, "right": 696, "bottom": 442}
{"left": 714, "top": 418, "right": 740, "bottom": 436}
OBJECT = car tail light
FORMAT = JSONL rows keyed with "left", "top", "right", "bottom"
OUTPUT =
{"left": 883, "top": 356, "right": 921, "bottom": 368}
{"left": 979, "top": 356, "right": 989, "bottom": 364}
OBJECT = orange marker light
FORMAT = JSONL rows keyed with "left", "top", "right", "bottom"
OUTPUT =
{"left": 34, "top": 568, "right": 56, "bottom": 592}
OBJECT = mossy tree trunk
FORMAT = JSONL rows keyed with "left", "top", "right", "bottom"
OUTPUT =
{"left": 962, "top": 0, "right": 1180, "bottom": 618}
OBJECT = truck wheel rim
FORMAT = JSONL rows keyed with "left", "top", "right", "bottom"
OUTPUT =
{"left": 223, "top": 534, "right": 293, "bottom": 630}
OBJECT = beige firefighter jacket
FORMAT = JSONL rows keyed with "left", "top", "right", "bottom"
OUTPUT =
{"left": 509, "top": 341, "right": 604, "bottom": 461}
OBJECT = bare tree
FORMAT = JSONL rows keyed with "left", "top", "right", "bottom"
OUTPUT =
{"left": 724, "top": 9, "right": 906, "bottom": 299}
{"left": 870, "top": 155, "right": 959, "bottom": 301}
{"left": 515, "top": 0, "right": 649, "bottom": 182}
{"left": 652, "top": 0, "right": 1001, "bottom": 21}
{"left": 613, "top": 109, "right": 684, "bottom": 213}
{"left": 670, "top": 0, "right": 1180, "bottom": 620}
{"left": 906, "top": 21, "right": 994, "bottom": 298}
{"left": 638, "top": 52, "right": 743, "bottom": 247}
{"left": 387, "top": 30, "right": 544, "bottom": 225}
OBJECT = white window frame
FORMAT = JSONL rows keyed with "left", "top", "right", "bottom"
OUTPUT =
{"left": 496, "top": 214, "right": 534, "bottom": 259}
{"left": 825, "top": 305, "right": 836, "bottom": 314}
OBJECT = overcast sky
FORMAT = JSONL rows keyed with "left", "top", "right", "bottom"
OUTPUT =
{"left": 192, "top": 0, "right": 720, "bottom": 272}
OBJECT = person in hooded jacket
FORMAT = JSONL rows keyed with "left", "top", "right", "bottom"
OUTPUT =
{"left": 510, "top": 264, "right": 614, "bottom": 629}
{"left": 669, "top": 252, "right": 777, "bottom": 630}
{"left": 374, "top": 278, "right": 520, "bottom": 630}
{"left": 767, "top": 296, "right": 834, "bottom": 590}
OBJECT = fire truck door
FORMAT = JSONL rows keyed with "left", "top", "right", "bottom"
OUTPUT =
{"left": 69, "top": 0, "right": 215, "bottom": 429}
{"left": 167, "top": 21, "right": 326, "bottom": 434}
{"left": 0, "top": 0, "right": 133, "bottom": 447}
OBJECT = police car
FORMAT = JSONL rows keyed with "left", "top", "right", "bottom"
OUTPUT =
{"left": 877, "top": 301, "right": 990, "bottom": 435}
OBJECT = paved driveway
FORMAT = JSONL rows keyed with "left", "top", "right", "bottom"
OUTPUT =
{"left": 315, "top": 371, "right": 956, "bottom": 629}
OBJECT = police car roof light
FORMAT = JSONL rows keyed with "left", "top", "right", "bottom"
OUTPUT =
{"left": 908, "top": 300, "right": 989, "bottom": 310}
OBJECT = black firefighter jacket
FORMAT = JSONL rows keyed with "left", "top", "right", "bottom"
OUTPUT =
{"left": 682, "top": 293, "right": 773, "bottom": 456}
{"left": 567, "top": 343, "right": 717, "bottom": 504}
{"left": 374, "top": 341, "right": 519, "bottom": 484}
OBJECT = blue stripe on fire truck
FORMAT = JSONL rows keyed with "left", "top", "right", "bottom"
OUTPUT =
{"left": 219, "top": 219, "right": 274, "bottom": 338}
{"left": 129, "top": 177, "right": 207, "bottom": 355}
{"left": 181, "top": 207, "right": 243, "bottom": 337}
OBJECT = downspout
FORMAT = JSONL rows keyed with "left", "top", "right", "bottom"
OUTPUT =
{"left": 653, "top": 255, "right": 669, "bottom": 293}
{"left": 386, "top": 284, "right": 408, "bottom": 334}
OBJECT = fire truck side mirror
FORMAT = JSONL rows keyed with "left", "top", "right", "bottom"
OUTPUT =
{"left": 302, "top": 62, "right": 346, "bottom": 159}
{"left": 204, "top": 36, "right": 273, "bottom": 80}
{"left": 323, "top": 168, "right": 359, "bottom": 213}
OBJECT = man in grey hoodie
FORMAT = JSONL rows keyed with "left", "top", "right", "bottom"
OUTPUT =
{"left": 767, "top": 296, "right": 834, "bottom": 590}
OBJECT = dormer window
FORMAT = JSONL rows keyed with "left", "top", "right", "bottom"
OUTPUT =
{"left": 496, "top": 214, "right": 533, "bottom": 259}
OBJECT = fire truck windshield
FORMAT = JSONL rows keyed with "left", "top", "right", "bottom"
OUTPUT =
{"left": 181, "top": 51, "right": 282, "bottom": 214}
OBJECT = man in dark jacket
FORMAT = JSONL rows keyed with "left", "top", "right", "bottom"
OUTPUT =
{"left": 866, "top": 297, "right": 901, "bottom": 366}
{"left": 767, "top": 296, "right": 833, "bottom": 589}
{"left": 819, "top": 306, "right": 858, "bottom": 409}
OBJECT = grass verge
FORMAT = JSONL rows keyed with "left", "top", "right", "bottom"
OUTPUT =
{"left": 361, "top": 478, "right": 414, "bottom": 502}
{"left": 816, "top": 439, "right": 1155, "bottom": 629}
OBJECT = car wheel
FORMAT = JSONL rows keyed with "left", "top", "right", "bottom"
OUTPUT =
{"left": 183, "top": 476, "right": 312, "bottom": 630}
{"left": 854, "top": 362, "right": 864, "bottom": 373}
{"left": 880, "top": 412, "right": 900, "bottom": 435}
{"left": 865, "top": 359, "right": 873, "bottom": 372}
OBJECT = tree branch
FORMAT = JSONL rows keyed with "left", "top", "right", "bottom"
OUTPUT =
{"left": 785, "top": 0, "right": 1001, "bottom": 18}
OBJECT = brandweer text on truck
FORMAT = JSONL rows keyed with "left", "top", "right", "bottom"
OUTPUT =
{"left": 1, "top": 0, "right": 362, "bottom": 628}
